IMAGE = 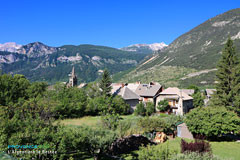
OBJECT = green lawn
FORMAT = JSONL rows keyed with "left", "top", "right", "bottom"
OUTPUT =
{"left": 57, "top": 113, "right": 169, "bottom": 128}
{"left": 122, "top": 138, "right": 240, "bottom": 160}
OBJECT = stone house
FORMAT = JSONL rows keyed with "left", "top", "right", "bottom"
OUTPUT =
{"left": 111, "top": 83, "right": 140, "bottom": 113}
{"left": 135, "top": 82, "right": 163, "bottom": 105}
{"left": 156, "top": 87, "right": 193, "bottom": 115}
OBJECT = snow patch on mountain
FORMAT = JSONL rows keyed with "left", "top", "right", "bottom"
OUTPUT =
{"left": 0, "top": 42, "right": 22, "bottom": 52}
{"left": 121, "top": 42, "right": 168, "bottom": 54}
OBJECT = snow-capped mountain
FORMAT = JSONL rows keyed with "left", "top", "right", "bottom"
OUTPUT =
{"left": 120, "top": 42, "right": 168, "bottom": 54}
{"left": 0, "top": 42, "right": 22, "bottom": 52}
{"left": 0, "top": 42, "right": 60, "bottom": 58}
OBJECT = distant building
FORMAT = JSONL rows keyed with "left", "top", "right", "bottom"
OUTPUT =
{"left": 156, "top": 87, "right": 193, "bottom": 115}
{"left": 112, "top": 84, "right": 140, "bottom": 113}
{"left": 67, "top": 67, "right": 78, "bottom": 87}
{"left": 135, "top": 82, "right": 163, "bottom": 105}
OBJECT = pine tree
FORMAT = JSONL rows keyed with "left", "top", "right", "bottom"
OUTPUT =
{"left": 99, "top": 69, "right": 112, "bottom": 97}
{"left": 212, "top": 38, "right": 240, "bottom": 115}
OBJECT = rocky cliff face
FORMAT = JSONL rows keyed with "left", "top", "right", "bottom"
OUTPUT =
{"left": 0, "top": 43, "right": 146, "bottom": 83}
{"left": 17, "top": 42, "right": 60, "bottom": 57}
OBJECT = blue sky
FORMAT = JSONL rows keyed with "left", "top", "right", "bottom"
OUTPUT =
{"left": 0, "top": 0, "right": 239, "bottom": 48}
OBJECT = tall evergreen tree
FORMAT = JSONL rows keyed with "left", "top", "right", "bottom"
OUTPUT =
{"left": 211, "top": 38, "right": 240, "bottom": 115}
{"left": 99, "top": 69, "right": 112, "bottom": 97}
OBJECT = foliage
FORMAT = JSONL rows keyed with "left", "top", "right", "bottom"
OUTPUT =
{"left": 111, "top": 95, "right": 130, "bottom": 115}
{"left": 192, "top": 92, "right": 204, "bottom": 107}
{"left": 117, "top": 119, "right": 132, "bottom": 138}
{"left": 137, "top": 116, "right": 166, "bottom": 133}
{"left": 172, "top": 152, "right": 222, "bottom": 160}
{"left": 187, "top": 85, "right": 204, "bottom": 107}
{"left": 187, "top": 85, "right": 200, "bottom": 93}
{"left": 134, "top": 102, "right": 146, "bottom": 116}
{"left": 26, "top": 81, "right": 48, "bottom": 98}
{"left": 138, "top": 144, "right": 175, "bottom": 160}
{"left": 185, "top": 106, "right": 240, "bottom": 139}
{"left": 211, "top": 38, "right": 240, "bottom": 115}
{"left": 51, "top": 84, "right": 87, "bottom": 118}
{"left": 0, "top": 74, "right": 30, "bottom": 106}
{"left": 157, "top": 100, "right": 169, "bottom": 112}
{"left": 101, "top": 112, "right": 120, "bottom": 130}
{"left": 145, "top": 102, "right": 155, "bottom": 116}
{"left": 163, "top": 115, "right": 184, "bottom": 135}
{"left": 99, "top": 69, "right": 112, "bottom": 97}
{"left": 181, "top": 139, "right": 211, "bottom": 154}
{"left": 0, "top": 99, "right": 57, "bottom": 160}
{"left": 78, "top": 126, "right": 117, "bottom": 160}
{"left": 85, "top": 82, "right": 101, "bottom": 99}
{"left": 86, "top": 96, "right": 109, "bottom": 115}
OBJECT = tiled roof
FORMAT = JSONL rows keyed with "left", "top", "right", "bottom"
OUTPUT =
{"left": 113, "top": 86, "right": 140, "bottom": 100}
{"left": 135, "top": 84, "right": 162, "bottom": 97}
{"left": 160, "top": 87, "right": 193, "bottom": 100}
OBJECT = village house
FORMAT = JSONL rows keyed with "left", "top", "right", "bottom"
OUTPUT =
{"left": 156, "top": 87, "right": 193, "bottom": 115}
{"left": 111, "top": 83, "right": 140, "bottom": 112}
{"left": 135, "top": 82, "right": 163, "bottom": 105}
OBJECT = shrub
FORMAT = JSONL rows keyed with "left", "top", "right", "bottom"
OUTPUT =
{"left": 146, "top": 102, "right": 155, "bottom": 116}
{"left": 163, "top": 115, "right": 184, "bottom": 135}
{"left": 171, "top": 152, "right": 222, "bottom": 160}
{"left": 185, "top": 106, "right": 240, "bottom": 139}
{"left": 117, "top": 119, "right": 132, "bottom": 138}
{"left": 137, "top": 117, "right": 166, "bottom": 133}
{"left": 101, "top": 112, "right": 120, "bottom": 130}
{"left": 138, "top": 144, "right": 175, "bottom": 160}
{"left": 181, "top": 139, "right": 211, "bottom": 154}
{"left": 157, "top": 100, "right": 169, "bottom": 112}
{"left": 134, "top": 102, "right": 146, "bottom": 116}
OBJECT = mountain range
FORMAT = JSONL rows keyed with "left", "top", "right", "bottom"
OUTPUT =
{"left": 120, "top": 42, "right": 168, "bottom": 54}
{"left": 115, "top": 8, "right": 240, "bottom": 88}
{"left": 0, "top": 42, "right": 151, "bottom": 83}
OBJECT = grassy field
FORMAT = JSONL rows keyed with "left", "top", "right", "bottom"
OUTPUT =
{"left": 122, "top": 138, "right": 240, "bottom": 160}
{"left": 58, "top": 115, "right": 240, "bottom": 160}
{"left": 57, "top": 114, "right": 169, "bottom": 128}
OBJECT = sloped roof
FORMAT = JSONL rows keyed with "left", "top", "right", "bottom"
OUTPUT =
{"left": 160, "top": 87, "right": 193, "bottom": 100}
{"left": 114, "top": 86, "right": 140, "bottom": 100}
{"left": 111, "top": 83, "right": 123, "bottom": 94}
{"left": 127, "top": 83, "right": 140, "bottom": 92}
{"left": 135, "top": 84, "right": 162, "bottom": 97}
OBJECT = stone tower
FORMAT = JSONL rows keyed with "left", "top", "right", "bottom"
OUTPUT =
{"left": 68, "top": 66, "right": 78, "bottom": 87}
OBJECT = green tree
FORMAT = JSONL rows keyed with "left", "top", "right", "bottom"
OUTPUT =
{"left": 146, "top": 102, "right": 155, "bottom": 116}
{"left": 187, "top": 85, "right": 204, "bottom": 107}
{"left": 134, "top": 102, "right": 146, "bottom": 116}
{"left": 27, "top": 82, "right": 48, "bottom": 98}
{"left": 111, "top": 95, "right": 130, "bottom": 114}
{"left": 157, "top": 100, "right": 169, "bottom": 112}
{"left": 192, "top": 92, "right": 204, "bottom": 107}
{"left": 185, "top": 106, "right": 240, "bottom": 139}
{"left": 99, "top": 69, "right": 112, "bottom": 97}
{"left": 0, "top": 74, "right": 30, "bottom": 106}
{"left": 211, "top": 38, "right": 240, "bottom": 114}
